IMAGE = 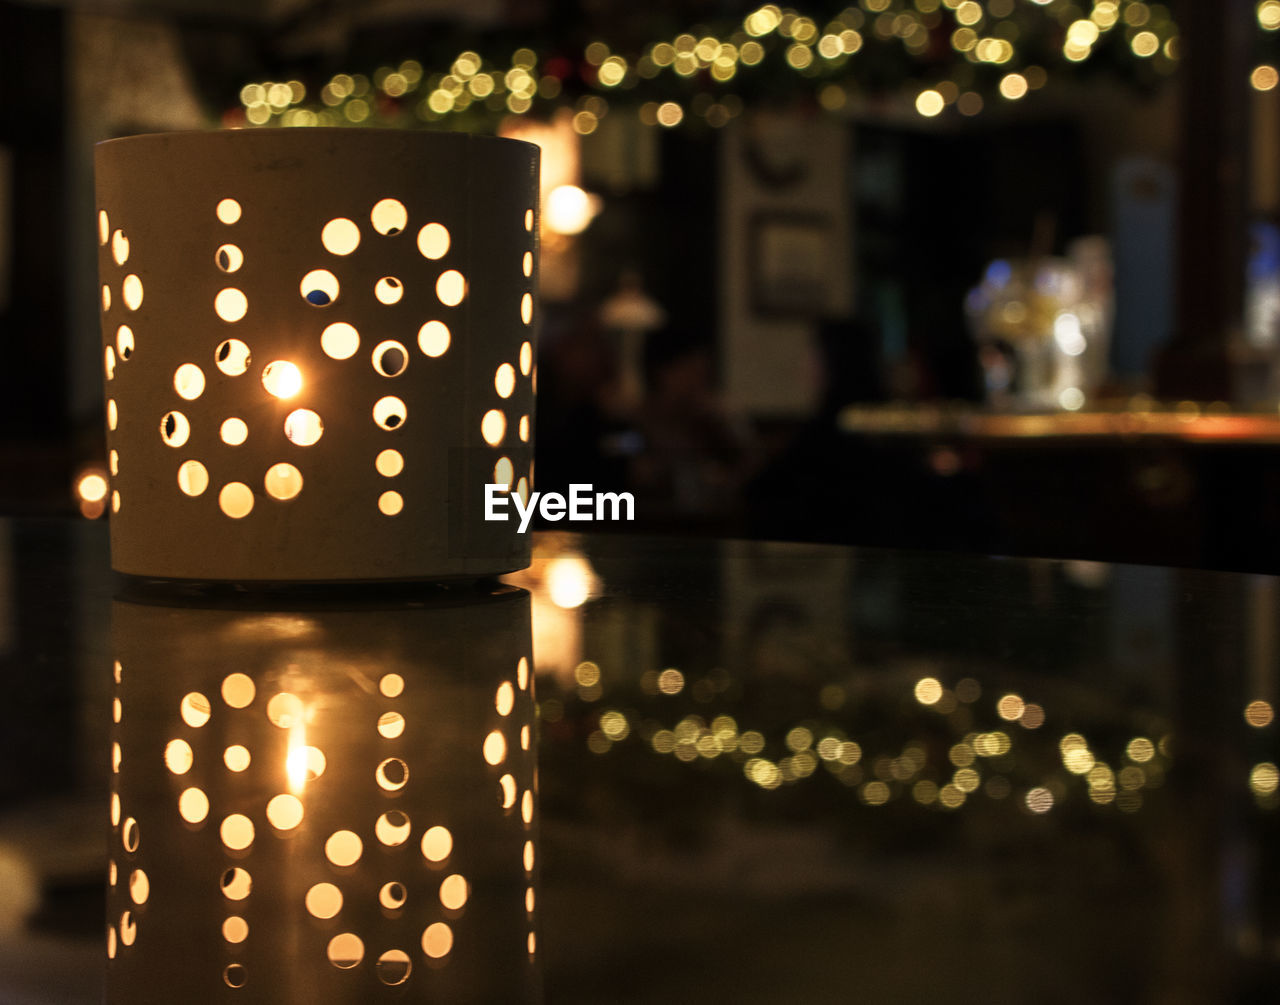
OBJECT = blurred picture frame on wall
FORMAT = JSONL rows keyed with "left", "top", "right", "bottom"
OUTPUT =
{"left": 750, "top": 212, "right": 832, "bottom": 317}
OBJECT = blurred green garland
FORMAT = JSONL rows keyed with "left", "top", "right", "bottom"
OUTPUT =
{"left": 226, "top": 1, "right": 1274, "bottom": 133}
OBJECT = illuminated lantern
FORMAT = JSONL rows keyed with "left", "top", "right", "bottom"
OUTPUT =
{"left": 106, "top": 587, "right": 538, "bottom": 1001}
{"left": 95, "top": 130, "right": 538, "bottom": 581}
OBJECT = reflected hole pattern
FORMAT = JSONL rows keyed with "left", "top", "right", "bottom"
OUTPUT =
{"left": 375, "top": 810, "right": 412, "bottom": 847}
{"left": 328, "top": 933, "right": 364, "bottom": 969}
{"left": 377, "top": 949, "right": 412, "bottom": 986}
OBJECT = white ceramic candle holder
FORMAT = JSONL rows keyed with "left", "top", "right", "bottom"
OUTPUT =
{"left": 95, "top": 129, "right": 538, "bottom": 582}
{"left": 106, "top": 587, "right": 538, "bottom": 1002}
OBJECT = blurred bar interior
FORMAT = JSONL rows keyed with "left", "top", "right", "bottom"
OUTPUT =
{"left": 6, "top": 0, "right": 1280, "bottom": 569}
{"left": 5, "top": 4, "right": 1280, "bottom": 1002}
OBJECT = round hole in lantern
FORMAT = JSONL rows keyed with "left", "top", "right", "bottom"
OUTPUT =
{"left": 177, "top": 460, "right": 209, "bottom": 497}
{"left": 104, "top": 346, "right": 116, "bottom": 380}
{"left": 214, "top": 288, "right": 246, "bottom": 323}
{"left": 223, "top": 965, "right": 247, "bottom": 989}
{"left": 523, "top": 252, "right": 533, "bottom": 277}
{"left": 372, "top": 341, "right": 408, "bottom": 377}
{"left": 122, "top": 817, "right": 140, "bottom": 852}
{"left": 117, "top": 326, "right": 135, "bottom": 360}
{"left": 375, "top": 276, "right": 404, "bottom": 305}
{"left": 417, "top": 222, "right": 450, "bottom": 259}
{"left": 499, "top": 774, "right": 516, "bottom": 809}
{"left": 520, "top": 341, "right": 532, "bottom": 375}
{"left": 220, "top": 417, "right": 248, "bottom": 446}
{"left": 494, "top": 457, "right": 514, "bottom": 489}
{"left": 481, "top": 410, "right": 506, "bottom": 447}
{"left": 216, "top": 198, "right": 242, "bottom": 224}
{"left": 215, "top": 338, "right": 251, "bottom": 375}
{"left": 370, "top": 198, "right": 407, "bottom": 236}
{"left": 379, "top": 673, "right": 404, "bottom": 698}
{"left": 378, "top": 491, "right": 404, "bottom": 516}
{"left": 218, "top": 482, "right": 254, "bottom": 519}
{"left": 261, "top": 360, "right": 302, "bottom": 399}
{"left": 120, "top": 911, "right": 136, "bottom": 946}
{"left": 102, "top": 285, "right": 111, "bottom": 312}
{"left": 436, "top": 270, "right": 467, "bottom": 307}
{"left": 495, "top": 363, "right": 516, "bottom": 398}
{"left": 375, "top": 449, "right": 404, "bottom": 477}
{"left": 174, "top": 364, "right": 205, "bottom": 400}
{"left": 321, "top": 217, "right": 361, "bottom": 255}
{"left": 99, "top": 210, "right": 109, "bottom": 245}
{"left": 215, "top": 244, "right": 243, "bottom": 272}
{"left": 160, "top": 411, "right": 190, "bottom": 448}
{"left": 417, "top": 320, "right": 450, "bottom": 357}
{"left": 300, "top": 269, "right": 339, "bottom": 306}
{"left": 521, "top": 293, "right": 533, "bottom": 325}
{"left": 321, "top": 322, "right": 360, "bottom": 360}
{"left": 264, "top": 464, "right": 303, "bottom": 501}
{"left": 122, "top": 275, "right": 143, "bottom": 311}
{"left": 284, "top": 409, "right": 323, "bottom": 446}
{"left": 373, "top": 396, "right": 406, "bottom": 430}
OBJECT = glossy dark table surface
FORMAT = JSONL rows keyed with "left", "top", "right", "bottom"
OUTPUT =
{"left": 0, "top": 519, "right": 1277, "bottom": 1003}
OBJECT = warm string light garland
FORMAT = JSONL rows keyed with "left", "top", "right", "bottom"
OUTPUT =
{"left": 547, "top": 660, "right": 1279, "bottom": 814}
{"left": 227, "top": 1, "right": 1210, "bottom": 134}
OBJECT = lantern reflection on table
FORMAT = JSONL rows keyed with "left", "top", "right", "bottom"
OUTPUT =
{"left": 106, "top": 585, "right": 537, "bottom": 1003}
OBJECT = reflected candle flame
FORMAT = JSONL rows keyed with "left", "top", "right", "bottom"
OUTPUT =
{"left": 286, "top": 723, "right": 309, "bottom": 794}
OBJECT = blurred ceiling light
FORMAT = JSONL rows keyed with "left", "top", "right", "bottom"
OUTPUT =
{"left": 546, "top": 554, "right": 595, "bottom": 608}
{"left": 544, "top": 185, "right": 602, "bottom": 236}
{"left": 77, "top": 466, "right": 110, "bottom": 519}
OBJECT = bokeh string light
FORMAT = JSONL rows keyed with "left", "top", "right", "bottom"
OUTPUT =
{"left": 544, "top": 659, "right": 1277, "bottom": 816}
{"left": 227, "top": 2, "right": 1226, "bottom": 133}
